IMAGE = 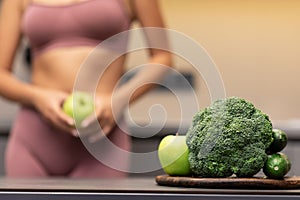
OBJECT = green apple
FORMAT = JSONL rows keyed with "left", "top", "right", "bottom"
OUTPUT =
{"left": 158, "top": 134, "right": 192, "bottom": 176}
{"left": 62, "top": 91, "right": 94, "bottom": 127}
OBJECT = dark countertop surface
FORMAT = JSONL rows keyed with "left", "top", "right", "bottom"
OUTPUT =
{"left": 0, "top": 177, "right": 300, "bottom": 200}
{"left": 0, "top": 177, "right": 300, "bottom": 195}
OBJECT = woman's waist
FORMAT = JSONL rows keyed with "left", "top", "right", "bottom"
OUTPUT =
{"left": 31, "top": 62, "right": 81, "bottom": 92}
{"left": 31, "top": 47, "right": 125, "bottom": 93}
{"left": 31, "top": 74, "right": 118, "bottom": 95}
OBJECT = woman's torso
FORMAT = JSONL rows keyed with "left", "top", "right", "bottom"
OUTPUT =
{"left": 21, "top": 0, "right": 132, "bottom": 93}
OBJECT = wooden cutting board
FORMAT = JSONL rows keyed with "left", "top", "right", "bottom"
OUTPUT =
{"left": 156, "top": 175, "right": 300, "bottom": 189}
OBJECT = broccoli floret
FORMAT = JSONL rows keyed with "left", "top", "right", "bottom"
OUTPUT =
{"left": 186, "top": 97, "right": 273, "bottom": 178}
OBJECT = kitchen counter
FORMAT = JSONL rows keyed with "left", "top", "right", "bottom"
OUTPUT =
{"left": 0, "top": 177, "right": 300, "bottom": 200}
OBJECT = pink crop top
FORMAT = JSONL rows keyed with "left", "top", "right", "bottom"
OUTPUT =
{"left": 22, "top": 0, "right": 131, "bottom": 57}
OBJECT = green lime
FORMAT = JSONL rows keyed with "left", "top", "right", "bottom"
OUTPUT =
{"left": 267, "top": 129, "right": 288, "bottom": 154}
{"left": 280, "top": 152, "right": 291, "bottom": 172}
{"left": 263, "top": 153, "right": 291, "bottom": 179}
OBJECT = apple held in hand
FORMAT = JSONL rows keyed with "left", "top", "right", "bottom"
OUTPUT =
{"left": 62, "top": 91, "right": 94, "bottom": 127}
{"left": 158, "top": 134, "right": 192, "bottom": 176}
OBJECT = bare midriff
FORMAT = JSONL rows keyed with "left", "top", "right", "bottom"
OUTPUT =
{"left": 31, "top": 46, "right": 126, "bottom": 95}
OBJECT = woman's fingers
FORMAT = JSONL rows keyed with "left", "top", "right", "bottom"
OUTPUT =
{"left": 56, "top": 108, "right": 75, "bottom": 127}
{"left": 89, "top": 111, "right": 116, "bottom": 142}
{"left": 75, "top": 110, "right": 116, "bottom": 142}
{"left": 88, "top": 124, "right": 112, "bottom": 143}
{"left": 48, "top": 105, "right": 76, "bottom": 135}
{"left": 81, "top": 113, "right": 97, "bottom": 128}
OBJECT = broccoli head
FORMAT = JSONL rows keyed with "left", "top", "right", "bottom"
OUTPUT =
{"left": 186, "top": 97, "right": 273, "bottom": 178}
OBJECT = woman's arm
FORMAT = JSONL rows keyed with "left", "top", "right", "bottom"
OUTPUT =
{"left": 0, "top": 0, "right": 38, "bottom": 105}
{"left": 85, "top": 0, "right": 172, "bottom": 141}
{"left": 0, "top": 0, "right": 74, "bottom": 133}
{"left": 117, "top": 0, "right": 172, "bottom": 104}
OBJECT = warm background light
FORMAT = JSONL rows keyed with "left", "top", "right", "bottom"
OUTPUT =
{"left": 157, "top": 0, "right": 300, "bottom": 120}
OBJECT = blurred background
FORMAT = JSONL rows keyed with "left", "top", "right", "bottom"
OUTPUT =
{"left": 0, "top": 0, "right": 299, "bottom": 176}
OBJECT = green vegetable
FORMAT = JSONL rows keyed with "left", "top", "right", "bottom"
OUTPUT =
{"left": 263, "top": 152, "right": 291, "bottom": 179}
{"left": 186, "top": 97, "right": 274, "bottom": 178}
{"left": 266, "top": 129, "right": 288, "bottom": 154}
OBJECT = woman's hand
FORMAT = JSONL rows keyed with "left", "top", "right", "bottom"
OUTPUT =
{"left": 80, "top": 94, "right": 125, "bottom": 142}
{"left": 32, "top": 88, "right": 75, "bottom": 135}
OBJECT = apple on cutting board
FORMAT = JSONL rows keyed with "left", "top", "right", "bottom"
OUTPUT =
{"left": 158, "top": 134, "right": 192, "bottom": 176}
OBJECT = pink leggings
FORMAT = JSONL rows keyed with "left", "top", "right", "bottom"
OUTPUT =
{"left": 5, "top": 107, "right": 131, "bottom": 178}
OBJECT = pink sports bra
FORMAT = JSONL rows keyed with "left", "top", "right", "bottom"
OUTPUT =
{"left": 22, "top": 0, "right": 131, "bottom": 57}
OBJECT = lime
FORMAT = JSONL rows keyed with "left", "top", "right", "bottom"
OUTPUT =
{"left": 267, "top": 129, "right": 288, "bottom": 154}
{"left": 280, "top": 152, "right": 291, "bottom": 172}
{"left": 263, "top": 153, "right": 291, "bottom": 179}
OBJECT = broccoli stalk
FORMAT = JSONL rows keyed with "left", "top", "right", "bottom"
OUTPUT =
{"left": 186, "top": 97, "right": 273, "bottom": 178}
